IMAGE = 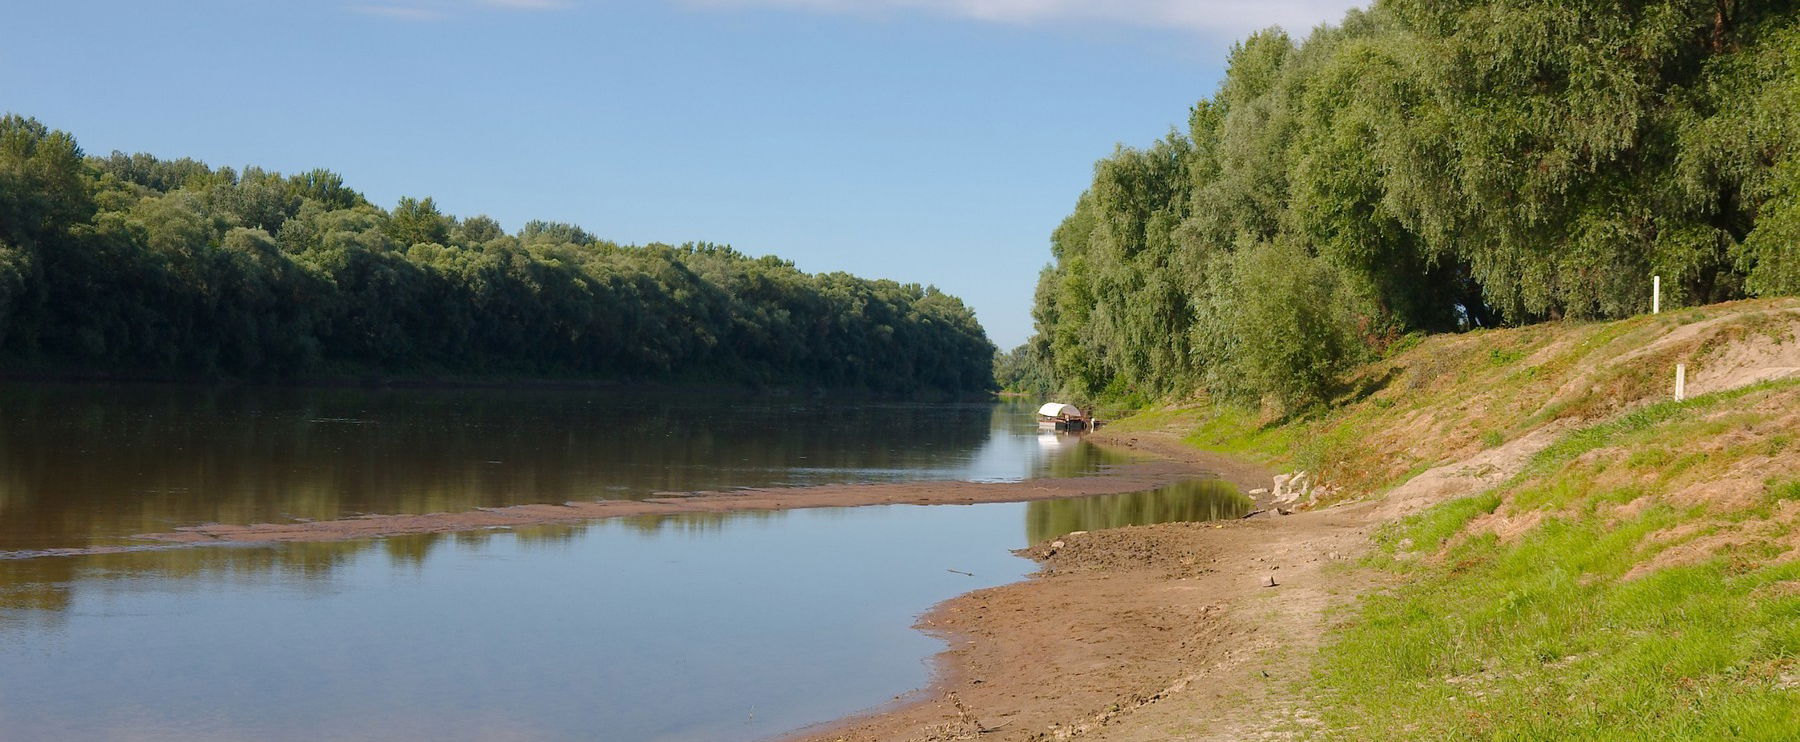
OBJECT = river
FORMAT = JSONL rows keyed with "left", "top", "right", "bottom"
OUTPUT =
{"left": 0, "top": 384, "right": 1247, "bottom": 741}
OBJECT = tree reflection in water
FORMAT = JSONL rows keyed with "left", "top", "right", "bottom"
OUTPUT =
{"left": 1025, "top": 479, "right": 1251, "bottom": 544}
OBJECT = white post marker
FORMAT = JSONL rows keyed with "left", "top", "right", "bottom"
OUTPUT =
{"left": 1653, "top": 275, "right": 1661, "bottom": 314}
{"left": 1675, "top": 363, "right": 1686, "bottom": 401}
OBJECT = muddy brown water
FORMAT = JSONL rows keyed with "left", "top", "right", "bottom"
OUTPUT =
{"left": 0, "top": 384, "right": 1249, "bottom": 741}
{"left": 0, "top": 384, "right": 1130, "bottom": 554}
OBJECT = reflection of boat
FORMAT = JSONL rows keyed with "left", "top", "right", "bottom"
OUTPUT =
{"left": 1036, "top": 402, "right": 1093, "bottom": 431}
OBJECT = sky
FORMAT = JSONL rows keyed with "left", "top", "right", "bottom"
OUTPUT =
{"left": 1, "top": 0, "right": 1363, "bottom": 348}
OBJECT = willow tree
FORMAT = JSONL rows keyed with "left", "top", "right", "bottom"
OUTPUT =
{"left": 1027, "top": 0, "right": 1800, "bottom": 410}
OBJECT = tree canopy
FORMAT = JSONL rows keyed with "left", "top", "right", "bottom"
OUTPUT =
{"left": 1029, "top": 0, "right": 1800, "bottom": 410}
{"left": 0, "top": 116, "right": 995, "bottom": 394}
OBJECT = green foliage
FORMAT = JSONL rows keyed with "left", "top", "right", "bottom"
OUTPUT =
{"left": 992, "top": 342, "right": 1056, "bottom": 396}
{"left": 1028, "top": 2, "right": 1800, "bottom": 411}
{"left": 383, "top": 196, "right": 450, "bottom": 248}
{"left": 0, "top": 114, "right": 92, "bottom": 248}
{"left": 0, "top": 117, "right": 995, "bottom": 393}
{"left": 1212, "top": 241, "right": 1363, "bottom": 409}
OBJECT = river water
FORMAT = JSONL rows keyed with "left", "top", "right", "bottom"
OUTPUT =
{"left": 0, "top": 384, "right": 1247, "bottom": 741}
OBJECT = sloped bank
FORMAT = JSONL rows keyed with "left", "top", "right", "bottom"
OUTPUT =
{"left": 795, "top": 299, "right": 1800, "bottom": 741}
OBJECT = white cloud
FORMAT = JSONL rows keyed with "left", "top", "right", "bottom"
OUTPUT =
{"left": 680, "top": 0, "right": 1366, "bottom": 35}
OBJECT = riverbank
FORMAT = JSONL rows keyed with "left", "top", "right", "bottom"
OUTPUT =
{"left": 18, "top": 459, "right": 1236, "bottom": 557}
{"left": 789, "top": 458, "right": 1369, "bottom": 742}
{"left": 0, "top": 367, "right": 999, "bottom": 401}
{"left": 792, "top": 298, "right": 1800, "bottom": 741}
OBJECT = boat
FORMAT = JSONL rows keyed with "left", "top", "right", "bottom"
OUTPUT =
{"left": 1036, "top": 402, "right": 1092, "bottom": 431}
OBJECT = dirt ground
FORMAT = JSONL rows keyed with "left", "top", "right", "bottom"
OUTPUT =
{"left": 787, "top": 432, "right": 1379, "bottom": 742}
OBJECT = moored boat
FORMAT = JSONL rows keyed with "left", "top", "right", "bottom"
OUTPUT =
{"left": 1036, "top": 402, "right": 1092, "bottom": 431}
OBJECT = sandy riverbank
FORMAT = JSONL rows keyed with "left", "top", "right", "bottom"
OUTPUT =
{"left": 111, "top": 454, "right": 1249, "bottom": 551}
{"left": 782, "top": 430, "right": 1371, "bottom": 742}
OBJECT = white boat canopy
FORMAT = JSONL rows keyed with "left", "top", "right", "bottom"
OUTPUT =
{"left": 1037, "top": 402, "right": 1083, "bottom": 419}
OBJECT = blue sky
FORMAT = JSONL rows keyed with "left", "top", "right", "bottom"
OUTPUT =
{"left": 1, "top": 0, "right": 1360, "bottom": 347}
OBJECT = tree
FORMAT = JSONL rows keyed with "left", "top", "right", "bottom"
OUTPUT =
{"left": 384, "top": 196, "right": 450, "bottom": 248}
{"left": 0, "top": 116, "right": 998, "bottom": 394}
{"left": 1026, "top": 0, "right": 1800, "bottom": 410}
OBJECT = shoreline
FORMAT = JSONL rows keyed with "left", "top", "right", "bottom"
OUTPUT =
{"left": 0, "top": 369, "right": 998, "bottom": 401}
{"left": 781, "top": 431, "right": 1322, "bottom": 742}
{"left": 10, "top": 453, "right": 1248, "bottom": 558}
{"left": 14, "top": 430, "right": 1328, "bottom": 742}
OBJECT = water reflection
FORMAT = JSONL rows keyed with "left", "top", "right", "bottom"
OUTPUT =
{"left": 0, "top": 384, "right": 1177, "bottom": 741}
{"left": 0, "top": 384, "right": 1127, "bottom": 552}
{"left": 0, "top": 504, "right": 1041, "bottom": 742}
{"left": 0, "top": 479, "right": 1249, "bottom": 621}
{"left": 1025, "top": 479, "right": 1252, "bottom": 544}
{"left": 0, "top": 485, "right": 1249, "bottom": 742}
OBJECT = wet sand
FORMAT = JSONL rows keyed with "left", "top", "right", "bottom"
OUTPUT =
{"left": 784, "top": 431, "right": 1380, "bottom": 742}
{"left": 786, "top": 503, "right": 1373, "bottom": 742}
{"left": 123, "top": 458, "right": 1240, "bottom": 550}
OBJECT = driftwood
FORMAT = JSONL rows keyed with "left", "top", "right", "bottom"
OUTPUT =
{"left": 1240, "top": 509, "right": 1268, "bottom": 519}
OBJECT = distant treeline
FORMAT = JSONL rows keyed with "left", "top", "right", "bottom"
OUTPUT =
{"left": 0, "top": 116, "right": 995, "bottom": 393}
{"left": 1014, "top": 0, "right": 1800, "bottom": 408}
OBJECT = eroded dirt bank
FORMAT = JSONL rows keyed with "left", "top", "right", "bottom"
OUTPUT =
{"left": 106, "top": 458, "right": 1241, "bottom": 552}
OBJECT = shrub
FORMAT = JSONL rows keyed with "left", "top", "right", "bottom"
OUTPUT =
{"left": 1215, "top": 241, "right": 1363, "bottom": 412}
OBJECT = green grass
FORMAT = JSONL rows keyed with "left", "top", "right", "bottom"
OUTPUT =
{"left": 1486, "top": 347, "right": 1525, "bottom": 366}
{"left": 1766, "top": 478, "right": 1800, "bottom": 504}
{"left": 1372, "top": 492, "right": 1502, "bottom": 557}
{"left": 1527, "top": 379, "right": 1798, "bottom": 477}
{"left": 1315, "top": 515, "right": 1800, "bottom": 740}
{"left": 1306, "top": 381, "right": 1800, "bottom": 741}
{"left": 1181, "top": 404, "right": 1297, "bottom": 462}
{"left": 1100, "top": 405, "right": 1202, "bottom": 433}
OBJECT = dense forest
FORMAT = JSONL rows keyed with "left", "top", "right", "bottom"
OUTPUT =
{"left": 1018, "top": 0, "right": 1800, "bottom": 409}
{"left": 0, "top": 116, "right": 995, "bottom": 394}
